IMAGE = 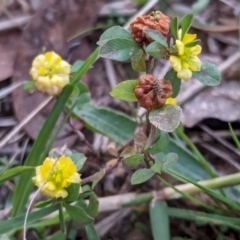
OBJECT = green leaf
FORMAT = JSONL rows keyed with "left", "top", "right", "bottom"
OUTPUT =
{"left": 65, "top": 183, "right": 80, "bottom": 203}
{"left": 180, "top": 14, "right": 193, "bottom": 39}
{"left": 155, "top": 139, "right": 211, "bottom": 181}
{"left": 168, "top": 207, "right": 240, "bottom": 231}
{"left": 110, "top": 80, "right": 138, "bottom": 101}
{"left": 164, "top": 68, "right": 181, "bottom": 98}
{"left": 185, "top": 39, "right": 201, "bottom": 48}
{"left": 150, "top": 161, "right": 163, "bottom": 173}
{"left": 72, "top": 103, "right": 137, "bottom": 145}
{"left": 193, "top": 61, "right": 221, "bottom": 86}
{"left": 131, "top": 49, "right": 147, "bottom": 72}
{"left": 0, "top": 166, "right": 33, "bottom": 184}
{"left": 162, "top": 153, "right": 178, "bottom": 171}
{"left": 145, "top": 131, "right": 169, "bottom": 154}
{"left": 170, "top": 17, "right": 179, "bottom": 40}
{"left": 71, "top": 61, "right": 85, "bottom": 73}
{"left": 149, "top": 105, "right": 182, "bottom": 132}
{"left": 143, "top": 29, "right": 168, "bottom": 48}
{"left": 131, "top": 168, "right": 155, "bottom": 185}
{"left": 23, "top": 81, "right": 35, "bottom": 91}
{"left": 85, "top": 223, "right": 101, "bottom": 240}
{"left": 0, "top": 203, "right": 60, "bottom": 234}
{"left": 58, "top": 202, "right": 66, "bottom": 234}
{"left": 97, "top": 26, "right": 132, "bottom": 46}
{"left": 122, "top": 154, "right": 144, "bottom": 168}
{"left": 64, "top": 203, "right": 94, "bottom": 224}
{"left": 99, "top": 38, "right": 140, "bottom": 61}
{"left": 47, "top": 230, "right": 65, "bottom": 240}
{"left": 35, "top": 199, "right": 53, "bottom": 208}
{"left": 150, "top": 201, "right": 170, "bottom": 240}
{"left": 69, "top": 153, "right": 86, "bottom": 171}
{"left": 145, "top": 41, "right": 168, "bottom": 58}
{"left": 86, "top": 193, "right": 99, "bottom": 218}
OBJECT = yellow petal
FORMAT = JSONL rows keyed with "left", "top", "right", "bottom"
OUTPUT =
{"left": 55, "top": 189, "right": 68, "bottom": 198}
{"left": 177, "top": 68, "right": 192, "bottom": 81}
{"left": 191, "top": 45, "right": 202, "bottom": 55}
{"left": 183, "top": 33, "right": 196, "bottom": 44}
{"left": 188, "top": 56, "right": 202, "bottom": 71}
{"left": 166, "top": 97, "right": 177, "bottom": 105}
{"left": 169, "top": 56, "right": 182, "bottom": 72}
{"left": 176, "top": 40, "right": 184, "bottom": 55}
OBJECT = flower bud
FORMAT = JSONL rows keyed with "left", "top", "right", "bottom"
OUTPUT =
{"left": 130, "top": 11, "right": 170, "bottom": 45}
{"left": 134, "top": 74, "right": 173, "bottom": 110}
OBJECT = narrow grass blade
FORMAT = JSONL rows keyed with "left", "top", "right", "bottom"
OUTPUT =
{"left": 0, "top": 203, "right": 59, "bottom": 234}
{"left": 168, "top": 207, "right": 240, "bottom": 231}
{"left": 150, "top": 200, "right": 170, "bottom": 240}
{"left": 229, "top": 123, "right": 240, "bottom": 150}
{"left": 169, "top": 171, "right": 240, "bottom": 211}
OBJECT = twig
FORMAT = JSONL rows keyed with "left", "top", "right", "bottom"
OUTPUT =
{"left": 0, "top": 15, "right": 31, "bottom": 32}
{"left": 199, "top": 124, "right": 240, "bottom": 157}
{"left": 81, "top": 157, "right": 121, "bottom": 185}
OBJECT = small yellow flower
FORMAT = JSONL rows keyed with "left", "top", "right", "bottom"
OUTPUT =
{"left": 29, "top": 51, "right": 71, "bottom": 96}
{"left": 32, "top": 155, "right": 81, "bottom": 198}
{"left": 169, "top": 29, "right": 202, "bottom": 81}
{"left": 166, "top": 97, "right": 177, "bottom": 105}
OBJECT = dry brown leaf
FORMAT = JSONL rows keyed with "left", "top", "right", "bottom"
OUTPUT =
{"left": 181, "top": 81, "right": 240, "bottom": 127}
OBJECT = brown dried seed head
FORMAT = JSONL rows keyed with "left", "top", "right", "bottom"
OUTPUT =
{"left": 130, "top": 11, "right": 170, "bottom": 44}
{"left": 134, "top": 74, "right": 173, "bottom": 110}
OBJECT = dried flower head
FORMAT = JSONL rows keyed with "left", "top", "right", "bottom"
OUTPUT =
{"left": 32, "top": 155, "right": 81, "bottom": 198}
{"left": 134, "top": 74, "right": 173, "bottom": 110}
{"left": 130, "top": 11, "right": 170, "bottom": 45}
{"left": 29, "top": 51, "right": 71, "bottom": 96}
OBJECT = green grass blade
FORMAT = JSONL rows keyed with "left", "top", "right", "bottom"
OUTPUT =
{"left": 12, "top": 48, "right": 99, "bottom": 217}
{"left": 169, "top": 171, "right": 240, "bottom": 211}
{"left": 168, "top": 207, "right": 240, "bottom": 231}
{"left": 158, "top": 175, "right": 219, "bottom": 213}
{"left": 85, "top": 223, "right": 101, "bottom": 240}
{"left": 0, "top": 166, "right": 33, "bottom": 184}
{"left": 175, "top": 127, "right": 217, "bottom": 178}
{"left": 229, "top": 123, "right": 240, "bottom": 150}
{"left": 150, "top": 200, "right": 170, "bottom": 240}
{"left": 0, "top": 203, "right": 59, "bottom": 234}
{"left": 12, "top": 85, "right": 74, "bottom": 217}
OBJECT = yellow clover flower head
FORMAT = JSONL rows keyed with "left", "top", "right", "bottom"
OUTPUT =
{"left": 169, "top": 29, "right": 202, "bottom": 81}
{"left": 32, "top": 155, "right": 81, "bottom": 198}
{"left": 29, "top": 51, "right": 71, "bottom": 96}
